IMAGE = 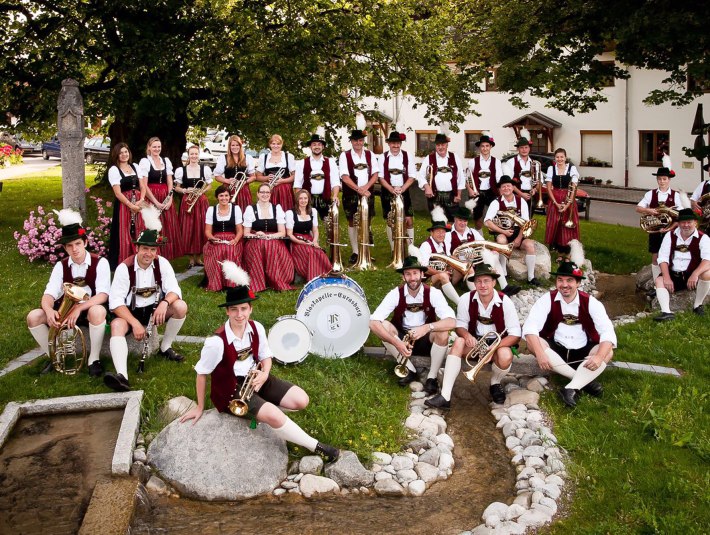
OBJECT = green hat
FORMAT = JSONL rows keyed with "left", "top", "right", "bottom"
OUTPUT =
{"left": 677, "top": 208, "right": 699, "bottom": 222}
{"left": 133, "top": 229, "right": 168, "bottom": 246}
{"left": 466, "top": 262, "right": 499, "bottom": 281}
{"left": 396, "top": 255, "right": 428, "bottom": 274}
{"left": 498, "top": 175, "right": 515, "bottom": 186}
{"left": 218, "top": 285, "right": 259, "bottom": 307}
{"left": 550, "top": 261, "right": 585, "bottom": 280}
{"left": 515, "top": 137, "right": 531, "bottom": 148}
{"left": 453, "top": 205, "right": 472, "bottom": 220}
{"left": 58, "top": 223, "right": 88, "bottom": 244}
{"left": 427, "top": 220, "right": 449, "bottom": 232}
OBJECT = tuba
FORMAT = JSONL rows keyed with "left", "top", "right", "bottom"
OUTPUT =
{"left": 185, "top": 180, "right": 210, "bottom": 213}
{"left": 228, "top": 364, "right": 260, "bottom": 417}
{"left": 48, "top": 283, "right": 89, "bottom": 375}
{"left": 464, "top": 167, "right": 479, "bottom": 196}
{"left": 563, "top": 182, "right": 578, "bottom": 229}
{"left": 387, "top": 193, "right": 408, "bottom": 269}
{"left": 639, "top": 205, "right": 678, "bottom": 233}
{"left": 393, "top": 331, "right": 415, "bottom": 378}
{"left": 324, "top": 200, "right": 346, "bottom": 273}
{"left": 493, "top": 210, "right": 538, "bottom": 239}
{"left": 452, "top": 240, "right": 513, "bottom": 264}
{"left": 229, "top": 171, "right": 248, "bottom": 204}
{"left": 462, "top": 330, "right": 506, "bottom": 383}
{"left": 353, "top": 195, "right": 376, "bottom": 270}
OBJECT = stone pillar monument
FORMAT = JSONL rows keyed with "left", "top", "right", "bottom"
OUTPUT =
{"left": 58, "top": 79, "right": 86, "bottom": 216}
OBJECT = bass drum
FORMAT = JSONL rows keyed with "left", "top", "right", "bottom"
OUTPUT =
{"left": 268, "top": 315, "right": 312, "bottom": 365}
{"left": 296, "top": 274, "right": 370, "bottom": 359}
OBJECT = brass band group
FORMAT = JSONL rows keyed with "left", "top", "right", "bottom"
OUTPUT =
{"left": 25, "top": 126, "right": 710, "bottom": 461}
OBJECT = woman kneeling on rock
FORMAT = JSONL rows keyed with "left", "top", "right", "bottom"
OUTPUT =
{"left": 180, "top": 262, "right": 339, "bottom": 461}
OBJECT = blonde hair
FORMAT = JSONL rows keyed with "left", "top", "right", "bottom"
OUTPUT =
{"left": 226, "top": 135, "right": 246, "bottom": 168}
{"left": 269, "top": 134, "right": 283, "bottom": 146}
{"left": 146, "top": 136, "right": 161, "bottom": 155}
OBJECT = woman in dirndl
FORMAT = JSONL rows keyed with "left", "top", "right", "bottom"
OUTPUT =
{"left": 544, "top": 148, "right": 580, "bottom": 257}
{"left": 242, "top": 182, "right": 294, "bottom": 292}
{"left": 203, "top": 184, "right": 244, "bottom": 291}
{"left": 108, "top": 142, "right": 146, "bottom": 269}
{"left": 138, "top": 137, "right": 181, "bottom": 259}
{"left": 213, "top": 135, "right": 257, "bottom": 212}
{"left": 255, "top": 134, "right": 296, "bottom": 212}
{"left": 286, "top": 189, "right": 332, "bottom": 281}
{"left": 174, "top": 145, "right": 212, "bottom": 268}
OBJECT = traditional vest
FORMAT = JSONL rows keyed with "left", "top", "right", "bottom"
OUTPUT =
{"left": 425, "top": 237, "right": 445, "bottom": 256}
{"left": 212, "top": 204, "right": 237, "bottom": 234}
{"left": 180, "top": 164, "right": 205, "bottom": 189}
{"left": 146, "top": 157, "right": 167, "bottom": 185}
{"left": 427, "top": 152, "right": 458, "bottom": 194}
{"left": 669, "top": 230, "right": 704, "bottom": 276}
{"left": 210, "top": 321, "right": 260, "bottom": 413}
{"left": 391, "top": 285, "right": 436, "bottom": 331}
{"left": 290, "top": 210, "right": 314, "bottom": 235}
{"left": 551, "top": 165, "right": 572, "bottom": 190}
{"left": 381, "top": 151, "right": 410, "bottom": 187}
{"left": 468, "top": 291, "right": 506, "bottom": 335}
{"left": 539, "top": 290, "right": 600, "bottom": 344}
{"left": 122, "top": 255, "right": 163, "bottom": 309}
{"left": 250, "top": 204, "right": 277, "bottom": 233}
{"left": 224, "top": 156, "right": 247, "bottom": 179}
{"left": 471, "top": 156, "right": 499, "bottom": 195}
{"left": 262, "top": 152, "right": 291, "bottom": 177}
{"left": 117, "top": 164, "right": 140, "bottom": 193}
{"left": 498, "top": 194, "right": 523, "bottom": 216}
{"left": 512, "top": 157, "right": 532, "bottom": 189}
{"left": 302, "top": 157, "right": 332, "bottom": 201}
{"left": 343, "top": 150, "right": 373, "bottom": 198}
{"left": 449, "top": 229, "right": 476, "bottom": 253}
{"left": 55, "top": 253, "right": 101, "bottom": 307}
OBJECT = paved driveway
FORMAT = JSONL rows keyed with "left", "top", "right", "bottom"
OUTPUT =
{"left": 0, "top": 155, "right": 60, "bottom": 181}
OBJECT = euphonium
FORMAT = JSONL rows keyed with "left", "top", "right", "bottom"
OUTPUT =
{"left": 228, "top": 364, "right": 260, "bottom": 417}
{"left": 531, "top": 160, "right": 545, "bottom": 209}
{"left": 185, "top": 179, "right": 210, "bottom": 213}
{"left": 464, "top": 167, "right": 479, "bottom": 196}
{"left": 394, "top": 331, "right": 415, "bottom": 378}
{"left": 493, "top": 210, "right": 538, "bottom": 239}
{"left": 462, "top": 330, "right": 506, "bottom": 383}
{"left": 267, "top": 167, "right": 286, "bottom": 189}
{"left": 451, "top": 240, "right": 513, "bottom": 264}
{"left": 428, "top": 253, "right": 472, "bottom": 276}
{"left": 353, "top": 195, "right": 376, "bottom": 271}
{"left": 387, "top": 193, "right": 407, "bottom": 269}
{"left": 48, "top": 283, "right": 89, "bottom": 375}
{"left": 229, "top": 171, "right": 248, "bottom": 204}
{"left": 324, "top": 200, "right": 346, "bottom": 273}
{"left": 639, "top": 205, "right": 678, "bottom": 233}
{"left": 563, "top": 182, "right": 578, "bottom": 229}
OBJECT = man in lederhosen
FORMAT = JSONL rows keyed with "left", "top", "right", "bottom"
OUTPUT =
{"left": 418, "top": 133, "right": 464, "bottom": 223}
{"left": 339, "top": 129, "right": 380, "bottom": 264}
{"left": 379, "top": 130, "right": 416, "bottom": 249}
{"left": 503, "top": 133, "right": 539, "bottom": 212}
{"left": 416, "top": 206, "right": 460, "bottom": 305}
{"left": 104, "top": 211, "right": 188, "bottom": 391}
{"left": 467, "top": 133, "right": 502, "bottom": 230}
{"left": 523, "top": 261, "right": 616, "bottom": 408}
{"left": 180, "top": 262, "right": 339, "bottom": 462}
{"left": 369, "top": 255, "right": 456, "bottom": 395}
{"left": 293, "top": 133, "right": 341, "bottom": 221}
{"left": 426, "top": 263, "right": 521, "bottom": 408}
{"left": 653, "top": 208, "right": 710, "bottom": 321}
{"left": 26, "top": 209, "right": 110, "bottom": 377}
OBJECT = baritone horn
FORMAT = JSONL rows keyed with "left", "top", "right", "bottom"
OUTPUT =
{"left": 185, "top": 179, "right": 210, "bottom": 213}
{"left": 229, "top": 171, "right": 248, "bottom": 204}
{"left": 462, "top": 330, "right": 506, "bottom": 383}
{"left": 428, "top": 253, "right": 472, "bottom": 276}
{"left": 639, "top": 205, "right": 678, "bottom": 233}
{"left": 324, "top": 200, "right": 346, "bottom": 273}
{"left": 353, "top": 195, "right": 375, "bottom": 270}
{"left": 228, "top": 364, "right": 260, "bottom": 417}
{"left": 48, "top": 283, "right": 89, "bottom": 375}
{"left": 493, "top": 210, "right": 538, "bottom": 239}
{"left": 387, "top": 193, "right": 408, "bottom": 269}
{"left": 451, "top": 240, "right": 513, "bottom": 264}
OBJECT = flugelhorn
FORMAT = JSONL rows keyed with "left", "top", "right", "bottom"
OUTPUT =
{"left": 639, "top": 205, "right": 678, "bottom": 233}
{"left": 48, "top": 283, "right": 89, "bottom": 375}
{"left": 185, "top": 180, "right": 210, "bottom": 213}
{"left": 387, "top": 193, "right": 408, "bottom": 269}
{"left": 267, "top": 167, "right": 286, "bottom": 189}
{"left": 229, "top": 171, "right": 248, "bottom": 204}
{"left": 563, "top": 182, "right": 578, "bottom": 229}
{"left": 462, "top": 330, "right": 506, "bottom": 383}
{"left": 493, "top": 210, "right": 538, "bottom": 239}
{"left": 229, "top": 363, "right": 260, "bottom": 417}
{"left": 394, "top": 331, "right": 415, "bottom": 378}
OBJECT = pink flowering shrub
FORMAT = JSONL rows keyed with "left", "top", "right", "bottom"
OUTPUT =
{"left": 14, "top": 196, "right": 113, "bottom": 262}
{"left": 0, "top": 144, "right": 22, "bottom": 167}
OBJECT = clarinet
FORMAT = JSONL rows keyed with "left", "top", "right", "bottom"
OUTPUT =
{"left": 137, "top": 291, "right": 161, "bottom": 373}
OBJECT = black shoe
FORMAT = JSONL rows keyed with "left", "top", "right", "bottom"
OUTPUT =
{"left": 104, "top": 372, "right": 131, "bottom": 392}
{"left": 159, "top": 347, "right": 185, "bottom": 362}
{"left": 423, "top": 378, "right": 438, "bottom": 395}
{"left": 40, "top": 360, "right": 55, "bottom": 375}
{"left": 582, "top": 381, "right": 603, "bottom": 397}
{"left": 654, "top": 312, "right": 675, "bottom": 322}
{"left": 397, "top": 370, "right": 418, "bottom": 386}
{"left": 559, "top": 388, "right": 578, "bottom": 408}
{"left": 315, "top": 442, "right": 340, "bottom": 462}
{"left": 424, "top": 394, "right": 451, "bottom": 409}
{"left": 646, "top": 288, "right": 657, "bottom": 298}
{"left": 490, "top": 384, "right": 506, "bottom": 404}
{"left": 693, "top": 305, "right": 705, "bottom": 316}
{"left": 88, "top": 360, "right": 104, "bottom": 378}
{"left": 348, "top": 253, "right": 358, "bottom": 264}
{"left": 528, "top": 277, "right": 541, "bottom": 287}
{"left": 502, "top": 285, "right": 521, "bottom": 297}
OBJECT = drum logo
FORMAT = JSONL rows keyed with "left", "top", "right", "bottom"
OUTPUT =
{"left": 328, "top": 313, "right": 340, "bottom": 331}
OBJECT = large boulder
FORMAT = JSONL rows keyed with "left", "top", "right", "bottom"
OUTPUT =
{"left": 507, "top": 241, "right": 551, "bottom": 282}
{"left": 652, "top": 289, "right": 709, "bottom": 312}
{"left": 636, "top": 264, "right": 654, "bottom": 291}
{"left": 324, "top": 450, "right": 375, "bottom": 488}
{"left": 147, "top": 409, "right": 287, "bottom": 500}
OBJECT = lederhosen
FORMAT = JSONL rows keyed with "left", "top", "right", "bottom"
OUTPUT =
{"left": 391, "top": 285, "right": 437, "bottom": 356}
{"left": 512, "top": 157, "right": 535, "bottom": 212}
{"left": 471, "top": 156, "right": 499, "bottom": 221}
{"left": 380, "top": 151, "right": 414, "bottom": 218}
{"left": 427, "top": 152, "right": 459, "bottom": 222}
{"left": 108, "top": 164, "right": 141, "bottom": 269}
{"left": 122, "top": 255, "right": 163, "bottom": 330}
{"left": 666, "top": 231, "right": 704, "bottom": 291}
{"left": 490, "top": 195, "right": 523, "bottom": 241}
{"left": 211, "top": 322, "right": 294, "bottom": 415}
{"left": 343, "top": 150, "right": 375, "bottom": 218}
{"left": 302, "top": 157, "right": 332, "bottom": 220}
{"left": 53, "top": 253, "right": 102, "bottom": 326}
{"left": 263, "top": 153, "right": 293, "bottom": 211}
{"left": 539, "top": 290, "right": 599, "bottom": 368}
{"left": 647, "top": 189, "right": 677, "bottom": 253}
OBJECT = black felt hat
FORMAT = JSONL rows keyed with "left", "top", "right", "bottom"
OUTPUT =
{"left": 550, "top": 261, "right": 586, "bottom": 280}
{"left": 219, "top": 285, "right": 259, "bottom": 307}
{"left": 386, "top": 131, "right": 407, "bottom": 143}
{"left": 434, "top": 133, "right": 450, "bottom": 144}
{"left": 652, "top": 167, "right": 672, "bottom": 177}
{"left": 305, "top": 134, "right": 327, "bottom": 147}
{"left": 466, "top": 262, "right": 499, "bottom": 281}
{"left": 349, "top": 130, "right": 367, "bottom": 140}
{"left": 476, "top": 134, "right": 495, "bottom": 147}
{"left": 498, "top": 175, "right": 515, "bottom": 186}
{"left": 58, "top": 223, "right": 88, "bottom": 244}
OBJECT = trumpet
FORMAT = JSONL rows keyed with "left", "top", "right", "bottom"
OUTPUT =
{"left": 492, "top": 210, "right": 538, "bottom": 239}
{"left": 229, "top": 171, "right": 248, "bottom": 204}
{"left": 563, "top": 183, "right": 578, "bottom": 229}
{"left": 531, "top": 160, "right": 544, "bottom": 209}
{"left": 464, "top": 167, "right": 479, "bottom": 196}
{"left": 394, "top": 331, "right": 415, "bottom": 378}
{"left": 228, "top": 364, "right": 261, "bottom": 417}
{"left": 462, "top": 330, "right": 506, "bottom": 383}
{"left": 185, "top": 180, "right": 211, "bottom": 213}
{"left": 639, "top": 205, "right": 678, "bottom": 233}
{"left": 267, "top": 167, "right": 286, "bottom": 189}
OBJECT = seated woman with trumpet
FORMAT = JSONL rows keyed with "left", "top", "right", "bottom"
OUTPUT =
{"left": 286, "top": 189, "right": 331, "bottom": 281}
{"left": 180, "top": 263, "right": 340, "bottom": 462}
{"left": 242, "top": 183, "right": 295, "bottom": 292}
{"left": 203, "top": 184, "right": 244, "bottom": 292}
{"left": 544, "top": 148, "right": 580, "bottom": 258}
{"left": 426, "top": 263, "right": 521, "bottom": 409}
{"left": 214, "top": 135, "right": 257, "bottom": 212}
{"left": 484, "top": 175, "right": 541, "bottom": 287}
{"left": 174, "top": 145, "right": 213, "bottom": 268}
{"left": 255, "top": 134, "right": 296, "bottom": 212}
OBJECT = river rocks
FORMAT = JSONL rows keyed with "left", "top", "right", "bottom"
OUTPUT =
{"left": 408, "top": 479, "right": 426, "bottom": 496}
{"left": 372, "top": 451, "right": 392, "bottom": 465}
{"left": 415, "top": 462, "right": 439, "bottom": 485}
{"left": 635, "top": 264, "right": 654, "bottom": 291}
{"left": 299, "top": 474, "right": 340, "bottom": 498}
{"left": 418, "top": 447, "right": 440, "bottom": 466}
{"left": 504, "top": 390, "right": 539, "bottom": 407}
{"left": 298, "top": 455, "right": 323, "bottom": 475}
{"left": 324, "top": 450, "right": 375, "bottom": 488}
{"left": 508, "top": 241, "right": 552, "bottom": 282}
{"left": 147, "top": 409, "right": 287, "bottom": 500}
{"left": 374, "top": 478, "right": 406, "bottom": 496}
{"left": 159, "top": 396, "right": 197, "bottom": 423}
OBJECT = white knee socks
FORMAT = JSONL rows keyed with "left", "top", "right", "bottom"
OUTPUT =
{"left": 526, "top": 255, "right": 537, "bottom": 281}
{"left": 694, "top": 279, "right": 710, "bottom": 308}
{"left": 161, "top": 317, "right": 185, "bottom": 351}
{"left": 110, "top": 336, "right": 129, "bottom": 379}
{"left": 441, "top": 282, "right": 459, "bottom": 304}
{"left": 272, "top": 417, "right": 318, "bottom": 451}
{"left": 567, "top": 361, "right": 607, "bottom": 390}
{"left": 544, "top": 347, "right": 576, "bottom": 379}
{"left": 656, "top": 287, "right": 671, "bottom": 313}
{"left": 427, "top": 343, "right": 448, "bottom": 379}
{"left": 88, "top": 322, "right": 106, "bottom": 364}
{"left": 491, "top": 362, "right": 512, "bottom": 385}
{"left": 29, "top": 324, "right": 50, "bottom": 355}
{"left": 440, "top": 355, "right": 462, "bottom": 401}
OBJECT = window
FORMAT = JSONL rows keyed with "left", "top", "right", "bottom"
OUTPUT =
{"left": 527, "top": 128, "right": 549, "bottom": 154}
{"left": 465, "top": 131, "right": 482, "bottom": 158}
{"left": 639, "top": 131, "right": 669, "bottom": 167}
{"left": 485, "top": 69, "right": 499, "bottom": 92}
{"left": 416, "top": 131, "right": 438, "bottom": 157}
{"left": 687, "top": 75, "right": 710, "bottom": 93}
{"left": 600, "top": 61, "right": 615, "bottom": 87}
{"left": 580, "top": 131, "right": 613, "bottom": 167}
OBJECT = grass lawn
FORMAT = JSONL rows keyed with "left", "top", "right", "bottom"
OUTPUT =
{"left": 1, "top": 170, "right": 707, "bottom": 531}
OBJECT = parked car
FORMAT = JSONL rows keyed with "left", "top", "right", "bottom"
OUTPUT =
{"left": 202, "top": 130, "right": 229, "bottom": 158}
{"left": 181, "top": 143, "right": 217, "bottom": 166}
{"left": 15, "top": 135, "right": 42, "bottom": 153}
{"left": 41, "top": 136, "right": 61, "bottom": 159}
{"left": 84, "top": 136, "right": 111, "bottom": 164}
